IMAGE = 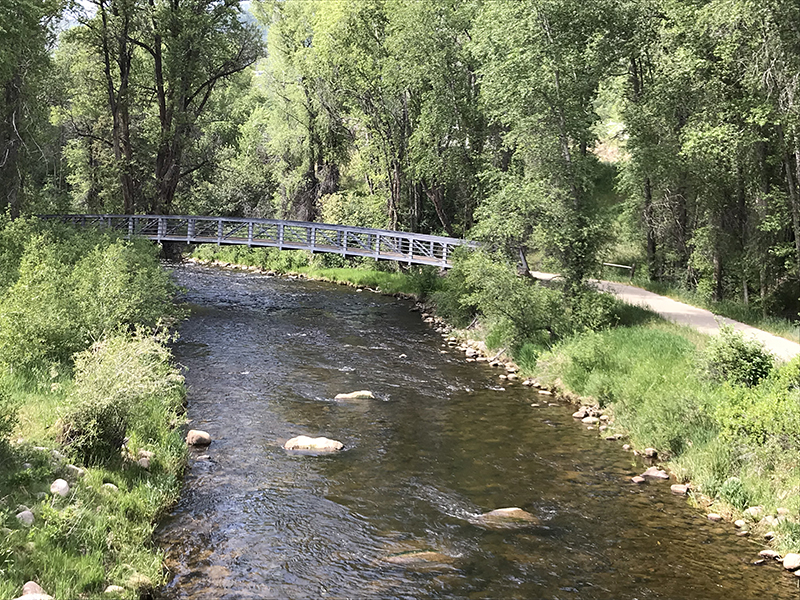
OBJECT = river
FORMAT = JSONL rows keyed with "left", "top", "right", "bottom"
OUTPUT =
{"left": 154, "top": 263, "right": 798, "bottom": 599}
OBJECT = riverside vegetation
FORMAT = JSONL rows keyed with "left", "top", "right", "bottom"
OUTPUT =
{"left": 0, "top": 217, "right": 186, "bottom": 600}
{"left": 191, "top": 243, "right": 800, "bottom": 557}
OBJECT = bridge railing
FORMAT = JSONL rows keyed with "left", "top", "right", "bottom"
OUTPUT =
{"left": 38, "top": 214, "right": 478, "bottom": 268}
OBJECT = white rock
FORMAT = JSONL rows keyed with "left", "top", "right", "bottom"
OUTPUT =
{"left": 137, "top": 450, "right": 154, "bottom": 460}
{"left": 777, "top": 507, "right": 790, "bottom": 516}
{"left": 22, "top": 582, "right": 46, "bottom": 596}
{"left": 707, "top": 513, "right": 723, "bottom": 522}
{"left": 186, "top": 430, "right": 212, "bottom": 446}
{"left": 783, "top": 553, "right": 800, "bottom": 570}
{"left": 759, "top": 549, "right": 781, "bottom": 559}
{"left": 631, "top": 476, "right": 646, "bottom": 484}
{"left": 582, "top": 416, "right": 600, "bottom": 425}
{"left": 334, "top": 390, "right": 375, "bottom": 400}
{"left": 65, "top": 464, "right": 86, "bottom": 478}
{"left": 284, "top": 435, "right": 343, "bottom": 453}
{"left": 137, "top": 457, "right": 151, "bottom": 470}
{"left": 670, "top": 484, "right": 688, "bottom": 495}
{"left": 644, "top": 447, "right": 657, "bottom": 458}
{"left": 102, "top": 483, "right": 119, "bottom": 493}
{"left": 16, "top": 510, "right": 34, "bottom": 526}
{"left": 50, "top": 478, "right": 70, "bottom": 497}
{"left": 641, "top": 467, "right": 669, "bottom": 480}
{"left": 13, "top": 594, "right": 54, "bottom": 600}
{"left": 745, "top": 506, "right": 764, "bottom": 519}
{"left": 104, "top": 585, "right": 126, "bottom": 594}
{"left": 734, "top": 519, "right": 747, "bottom": 529}
{"left": 572, "top": 410, "right": 587, "bottom": 419}
{"left": 538, "top": 390, "right": 553, "bottom": 396}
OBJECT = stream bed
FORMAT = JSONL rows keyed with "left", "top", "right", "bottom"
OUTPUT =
{"left": 154, "top": 263, "right": 799, "bottom": 599}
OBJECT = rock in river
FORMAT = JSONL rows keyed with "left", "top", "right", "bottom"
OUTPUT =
{"left": 641, "top": 466, "right": 669, "bottom": 480}
{"left": 284, "top": 435, "right": 344, "bottom": 453}
{"left": 470, "top": 507, "right": 539, "bottom": 529}
{"left": 334, "top": 390, "right": 375, "bottom": 400}
{"left": 187, "top": 430, "right": 212, "bottom": 446}
{"left": 783, "top": 553, "right": 800, "bottom": 571}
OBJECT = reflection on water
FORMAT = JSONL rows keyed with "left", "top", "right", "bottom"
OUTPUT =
{"left": 155, "top": 263, "right": 796, "bottom": 599}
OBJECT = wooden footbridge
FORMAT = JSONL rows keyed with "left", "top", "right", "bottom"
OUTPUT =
{"left": 40, "top": 214, "right": 476, "bottom": 268}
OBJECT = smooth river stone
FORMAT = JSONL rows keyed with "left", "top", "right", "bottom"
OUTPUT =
{"left": 22, "top": 582, "right": 46, "bottom": 596}
{"left": 186, "top": 430, "right": 212, "bottom": 446}
{"left": 334, "top": 390, "right": 375, "bottom": 400}
{"left": 50, "top": 479, "right": 69, "bottom": 497}
{"left": 470, "top": 507, "right": 540, "bottom": 529}
{"left": 382, "top": 550, "right": 456, "bottom": 572}
{"left": 641, "top": 466, "right": 669, "bottom": 480}
{"left": 284, "top": 435, "right": 344, "bottom": 452}
{"left": 783, "top": 553, "right": 800, "bottom": 570}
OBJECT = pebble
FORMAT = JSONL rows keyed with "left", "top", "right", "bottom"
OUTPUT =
{"left": 538, "top": 390, "right": 553, "bottom": 396}
{"left": 50, "top": 478, "right": 70, "bottom": 497}
{"left": 102, "top": 483, "right": 119, "bottom": 493}
{"left": 599, "top": 414, "right": 609, "bottom": 422}
{"left": 765, "top": 531, "right": 776, "bottom": 541}
{"left": 759, "top": 549, "right": 781, "bottom": 559}
{"left": 572, "top": 410, "right": 587, "bottom": 419}
{"left": 622, "top": 444, "right": 631, "bottom": 451}
{"left": 707, "top": 513, "right": 723, "bottom": 522}
{"left": 753, "top": 558, "right": 766, "bottom": 565}
{"left": 631, "top": 476, "right": 646, "bottom": 484}
{"left": 734, "top": 519, "right": 746, "bottom": 528}
{"left": 186, "top": 430, "right": 212, "bottom": 446}
{"left": 530, "top": 403, "right": 540, "bottom": 408}
{"left": 598, "top": 425, "right": 607, "bottom": 432}
{"left": 137, "top": 457, "right": 151, "bottom": 470}
{"left": 777, "top": 507, "right": 790, "bottom": 516}
{"left": 670, "top": 484, "right": 688, "bottom": 495}
{"left": 644, "top": 447, "right": 657, "bottom": 458}
{"left": 582, "top": 416, "right": 600, "bottom": 425}
{"left": 737, "top": 530, "right": 750, "bottom": 537}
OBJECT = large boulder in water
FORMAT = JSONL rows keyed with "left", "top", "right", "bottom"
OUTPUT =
{"left": 284, "top": 435, "right": 343, "bottom": 453}
{"left": 470, "top": 507, "right": 539, "bottom": 529}
{"left": 186, "top": 430, "right": 212, "bottom": 446}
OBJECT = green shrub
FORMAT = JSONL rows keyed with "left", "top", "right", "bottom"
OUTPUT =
{"left": 0, "top": 222, "right": 180, "bottom": 371}
{"left": 0, "top": 388, "right": 18, "bottom": 442}
{"left": 717, "top": 476, "right": 750, "bottom": 510}
{"left": 59, "top": 330, "right": 184, "bottom": 464}
{"left": 701, "top": 324, "right": 773, "bottom": 387}
{"left": 406, "top": 266, "right": 442, "bottom": 301}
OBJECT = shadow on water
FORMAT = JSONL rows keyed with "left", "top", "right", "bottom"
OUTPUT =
{"left": 155, "top": 263, "right": 799, "bottom": 600}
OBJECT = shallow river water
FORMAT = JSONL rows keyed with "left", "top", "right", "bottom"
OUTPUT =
{"left": 155, "top": 263, "right": 799, "bottom": 600}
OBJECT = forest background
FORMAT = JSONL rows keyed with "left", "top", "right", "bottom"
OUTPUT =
{"left": 2, "top": 0, "right": 800, "bottom": 317}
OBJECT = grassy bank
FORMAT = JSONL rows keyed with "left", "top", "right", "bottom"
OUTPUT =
{"left": 0, "top": 218, "right": 186, "bottom": 600}
{"left": 190, "top": 244, "right": 430, "bottom": 298}
{"left": 192, "top": 244, "right": 800, "bottom": 554}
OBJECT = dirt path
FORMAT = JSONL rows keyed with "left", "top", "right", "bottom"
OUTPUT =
{"left": 530, "top": 271, "right": 800, "bottom": 362}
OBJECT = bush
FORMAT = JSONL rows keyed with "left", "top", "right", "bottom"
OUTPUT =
{"left": 701, "top": 324, "right": 773, "bottom": 387}
{"left": 0, "top": 222, "right": 180, "bottom": 371}
{"left": 0, "top": 388, "right": 17, "bottom": 442}
{"left": 58, "top": 330, "right": 184, "bottom": 464}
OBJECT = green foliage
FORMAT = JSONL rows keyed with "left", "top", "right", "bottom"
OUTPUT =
{"left": 0, "top": 220, "right": 180, "bottom": 371}
{"left": 59, "top": 330, "right": 184, "bottom": 464}
{"left": 0, "top": 387, "right": 17, "bottom": 442}
{"left": 716, "top": 476, "right": 750, "bottom": 510}
{"left": 701, "top": 325, "right": 774, "bottom": 387}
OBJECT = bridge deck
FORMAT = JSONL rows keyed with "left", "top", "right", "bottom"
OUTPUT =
{"left": 40, "top": 214, "right": 476, "bottom": 268}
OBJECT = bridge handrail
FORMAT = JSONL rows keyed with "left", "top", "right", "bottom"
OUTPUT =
{"left": 38, "top": 214, "right": 477, "bottom": 246}
{"left": 38, "top": 214, "right": 479, "bottom": 268}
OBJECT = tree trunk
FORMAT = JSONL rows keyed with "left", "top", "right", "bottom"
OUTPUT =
{"left": 644, "top": 177, "right": 657, "bottom": 279}
{"left": 423, "top": 181, "right": 455, "bottom": 237}
{"left": 0, "top": 75, "right": 22, "bottom": 218}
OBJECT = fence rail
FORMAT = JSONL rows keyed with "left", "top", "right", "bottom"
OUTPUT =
{"left": 39, "top": 214, "right": 477, "bottom": 268}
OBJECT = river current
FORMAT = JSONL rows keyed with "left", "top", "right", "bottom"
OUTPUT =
{"left": 154, "top": 263, "right": 798, "bottom": 599}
